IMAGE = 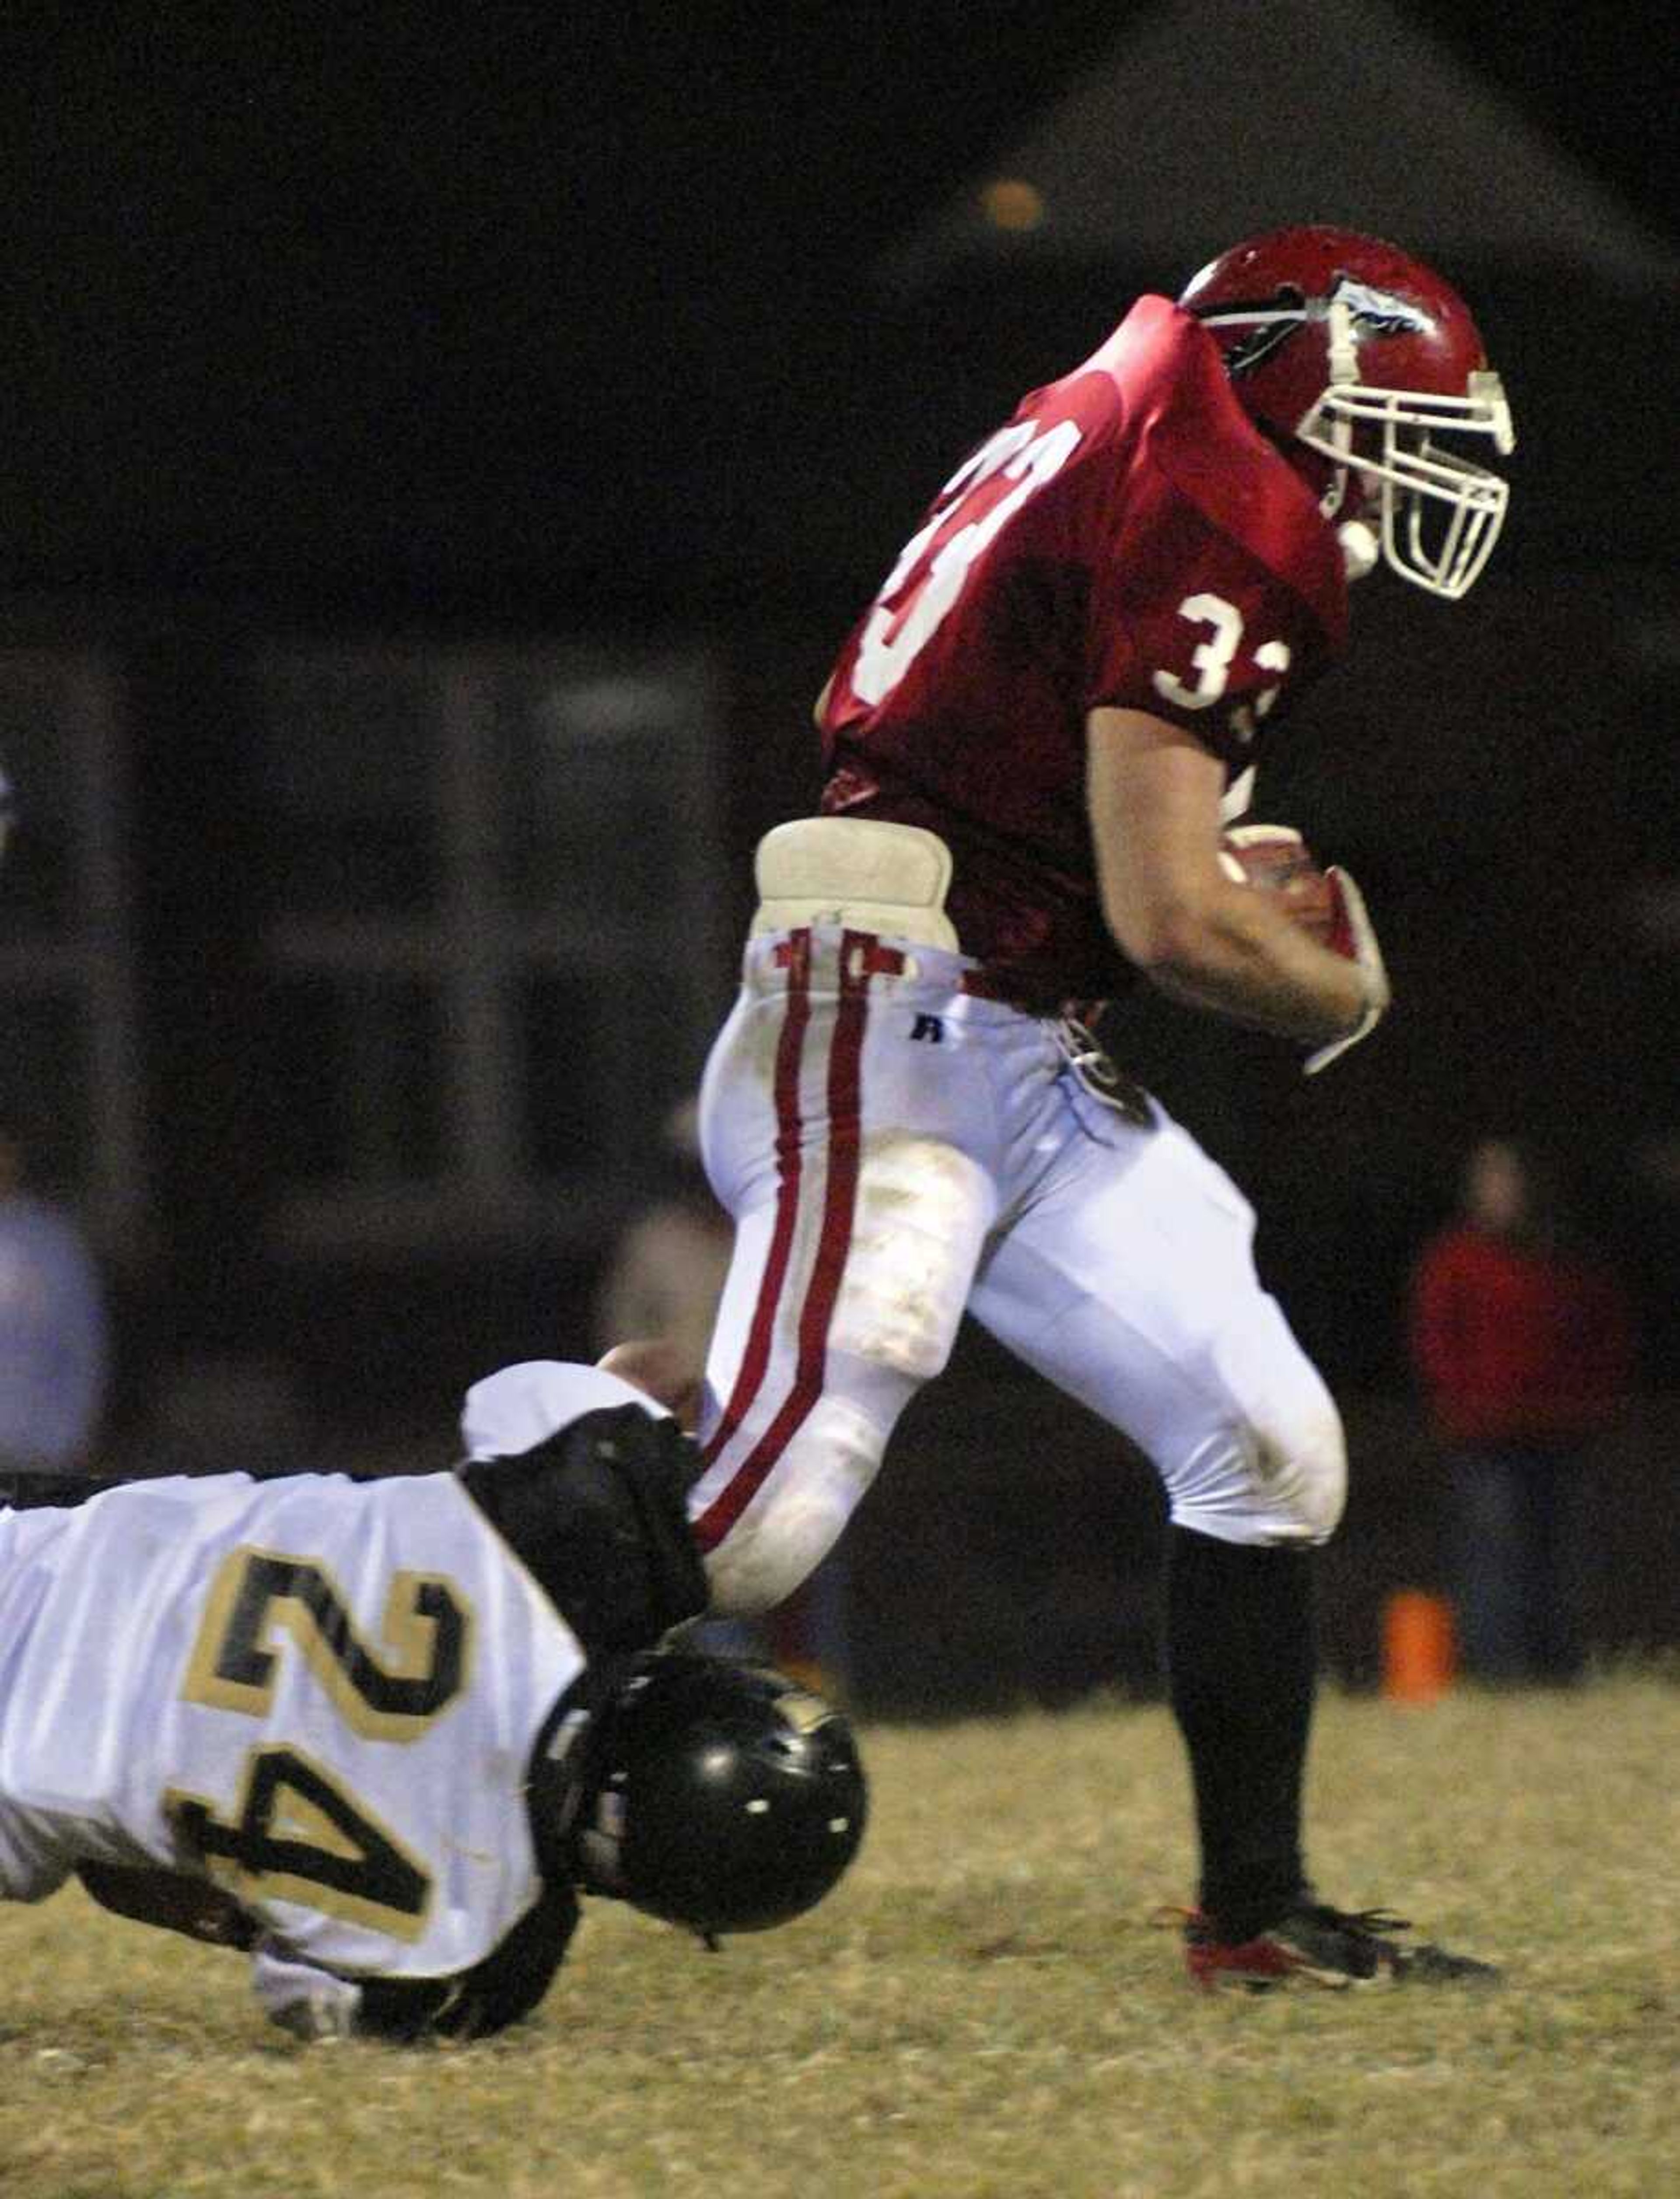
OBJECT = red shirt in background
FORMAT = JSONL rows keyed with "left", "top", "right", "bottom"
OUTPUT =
{"left": 1408, "top": 1226, "right": 1636, "bottom": 1448}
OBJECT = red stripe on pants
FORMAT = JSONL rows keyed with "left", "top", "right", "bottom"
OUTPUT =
{"left": 694, "top": 931, "right": 869, "bottom": 1552}
{"left": 698, "top": 932, "right": 812, "bottom": 1473}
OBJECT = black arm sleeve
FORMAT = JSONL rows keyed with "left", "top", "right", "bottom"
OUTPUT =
{"left": 457, "top": 1404, "right": 709, "bottom": 1654}
{"left": 352, "top": 1883, "right": 582, "bottom": 2042}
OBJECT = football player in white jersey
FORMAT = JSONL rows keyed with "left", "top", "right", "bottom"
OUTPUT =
{"left": 0, "top": 1357, "right": 866, "bottom": 2042}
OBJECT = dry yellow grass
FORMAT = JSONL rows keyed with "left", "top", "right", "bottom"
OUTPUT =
{"left": 2, "top": 1672, "right": 1675, "bottom": 2199}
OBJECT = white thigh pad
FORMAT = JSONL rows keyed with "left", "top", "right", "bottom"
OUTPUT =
{"left": 828, "top": 1133, "right": 990, "bottom": 1380}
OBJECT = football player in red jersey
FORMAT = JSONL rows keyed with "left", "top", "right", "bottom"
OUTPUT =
{"left": 689, "top": 228, "right": 1513, "bottom": 1988}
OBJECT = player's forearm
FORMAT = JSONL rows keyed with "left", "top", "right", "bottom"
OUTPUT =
{"left": 76, "top": 1862, "right": 259, "bottom": 1949}
{"left": 253, "top": 1881, "right": 578, "bottom": 2043}
{"left": 1087, "top": 708, "right": 1372, "bottom": 1043}
{"left": 1121, "top": 878, "right": 1375, "bottom": 1042}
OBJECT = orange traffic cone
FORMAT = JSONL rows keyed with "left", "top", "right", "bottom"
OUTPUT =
{"left": 1382, "top": 1589, "right": 1456, "bottom": 1703}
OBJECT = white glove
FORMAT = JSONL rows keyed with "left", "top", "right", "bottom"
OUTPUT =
{"left": 1217, "top": 822, "right": 1312, "bottom": 886}
{"left": 252, "top": 1940, "right": 364, "bottom": 2041}
{"left": 1304, "top": 865, "right": 1390, "bottom": 1075}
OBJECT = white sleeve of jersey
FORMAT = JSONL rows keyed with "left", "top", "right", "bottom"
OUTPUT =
{"left": 459, "top": 1359, "right": 670, "bottom": 1460}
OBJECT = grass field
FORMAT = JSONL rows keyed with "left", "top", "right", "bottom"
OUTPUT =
{"left": 2, "top": 1671, "right": 1675, "bottom": 2199}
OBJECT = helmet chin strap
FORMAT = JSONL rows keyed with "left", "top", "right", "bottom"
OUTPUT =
{"left": 1338, "top": 520, "right": 1379, "bottom": 582}
{"left": 1312, "top": 415, "right": 1377, "bottom": 582}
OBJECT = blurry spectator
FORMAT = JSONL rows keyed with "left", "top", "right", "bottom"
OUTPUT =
{"left": 593, "top": 1098, "right": 733, "bottom": 1384}
{"left": 0, "top": 1125, "right": 111, "bottom": 1491}
{"left": 1407, "top": 1138, "right": 1636, "bottom": 1683}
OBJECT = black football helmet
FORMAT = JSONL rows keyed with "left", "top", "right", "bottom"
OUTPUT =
{"left": 571, "top": 1654, "right": 867, "bottom": 1937}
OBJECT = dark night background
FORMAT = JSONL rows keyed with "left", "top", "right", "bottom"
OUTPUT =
{"left": 7, "top": 5, "right": 1677, "bottom": 611}
{"left": 2, "top": 0, "right": 1676, "bottom": 1565}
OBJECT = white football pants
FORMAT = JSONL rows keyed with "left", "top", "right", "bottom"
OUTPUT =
{"left": 690, "top": 928, "right": 1346, "bottom": 1615}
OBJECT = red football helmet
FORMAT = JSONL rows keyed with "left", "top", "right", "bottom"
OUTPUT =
{"left": 1180, "top": 226, "right": 1515, "bottom": 599}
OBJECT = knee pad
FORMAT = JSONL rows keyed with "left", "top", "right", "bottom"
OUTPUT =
{"left": 1256, "top": 1399, "right": 1348, "bottom": 1544}
{"left": 1161, "top": 1298, "right": 1349, "bottom": 1546}
{"left": 1166, "top": 1397, "right": 1348, "bottom": 1548}
{"left": 700, "top": 1394, "right": 888, "bottom": 1615}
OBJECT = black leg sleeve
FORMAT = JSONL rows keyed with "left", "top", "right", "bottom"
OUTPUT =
{"left": 1163, "top": 1524, "right": 1318, "bottom": 1941}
